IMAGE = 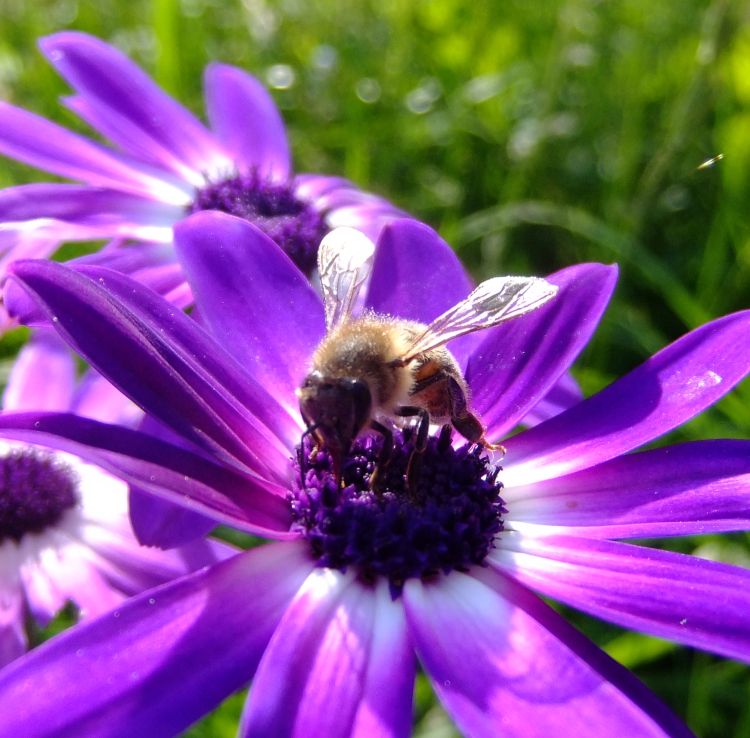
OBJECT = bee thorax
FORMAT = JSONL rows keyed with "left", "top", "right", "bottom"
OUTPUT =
{"left": 311, "top": 316, "right": 414, "bottom": 408}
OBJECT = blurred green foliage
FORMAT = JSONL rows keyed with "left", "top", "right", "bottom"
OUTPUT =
{"left": 0, "top": 0, "right": 749, "bottom": 735}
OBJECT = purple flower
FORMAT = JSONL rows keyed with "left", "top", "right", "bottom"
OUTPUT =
{"left": 0, "top": 329, "right": 233, "bottom": 668}
{"left": 0, "top": 214, "right": 748, "bottom": 737}
{"left": 0, "top": 32, "right": 402, "bottom": 321}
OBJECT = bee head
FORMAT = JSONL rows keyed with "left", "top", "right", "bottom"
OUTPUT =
{"left": 297, "top": 372, "right": 373, "bottom": 460}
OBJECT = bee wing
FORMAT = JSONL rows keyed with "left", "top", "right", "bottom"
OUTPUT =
{"left": 318, "top": 227, "right": 376, "bottom": 330}
{"left": 401, "top": 276, "right": 558, "bottom": 361}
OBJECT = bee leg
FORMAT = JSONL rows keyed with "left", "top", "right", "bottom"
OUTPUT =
{"left": 368, "top": 419, "right": 393, "bottom": 492}
{"left": 446, "top": 376, "right": 506, "bottom": 456}
{"left": 394, "top": 406, "right": 430, "bottom": 452}
{"left": 298, "top": 423, "right": 320, "bottom": 485}
{"left": 394, "top": 406, "right": 430, "bottom": 493}
{"left": 370, "top": 420, "right": 393, "bottom": 465}
{"left": 437, "top": 423, "right": 453, "bottom": 451}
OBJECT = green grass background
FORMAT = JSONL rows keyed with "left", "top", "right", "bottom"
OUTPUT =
{"left": 1, "top": 0, "right": 749, "bottom": 735}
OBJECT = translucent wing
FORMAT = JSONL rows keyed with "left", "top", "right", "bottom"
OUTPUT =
{"left": 401, "top": 276, "right": 558, "bottom": 362}
{"left": 318, "top": 227, "right": 376, "bottom": 330}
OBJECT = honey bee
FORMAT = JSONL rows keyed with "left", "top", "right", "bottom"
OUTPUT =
{"left": 297, "top": 227, "right": 558, "bottom": 478}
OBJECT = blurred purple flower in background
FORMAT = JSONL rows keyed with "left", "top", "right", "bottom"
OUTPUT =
{"left": 0, "top": 214, "right": 747, "bottom": 737}
{"left": 0, "top": 32, "right": 402, "bottom": 327}
{"left": 0, "top": 329, "right": 233, "bottom": 668}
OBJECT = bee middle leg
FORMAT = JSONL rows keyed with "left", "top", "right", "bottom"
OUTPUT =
{"left": 394, "top": 405, "right": 430, "bottom": 452}
{"left": 393, "top": 406, "right": 430, "bottom": 492}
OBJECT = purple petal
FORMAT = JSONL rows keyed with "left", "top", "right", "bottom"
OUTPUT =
{"left": 467, "top": 263, "right": 617, "bottom": 439}
{"left": 72, "top": 241, "right": 175, "bottom": 272}
{"left": 0, "top": 227, "right": 70, "bottom": 333}
{"left": 71, "top": 369, "right": 143, "bottom": 425}
{"left": 174, "top": 212, "right": 325, "bottom": 407}
{"left": 295, "top": 174, "right": 358, "bottom": 201}
{"left": 294, "top": 175, "right": 402, "bottom": 231}
{"left": 60, "top": 92, "right": 215, "bottom": 190}
{"left": 128, "top": 486, "right": 217, "bottom": 548}
{"left": 83, "top": 519, "right": 237, "bottom": 596}
{"left": 33, "top": 546, "right": 123, "bottom": 620}
{"left": 491, "top": 533, "right": 750, "bottom": 662}
{"left": 520, "top": 371, "right": 583, "bottom": 427}
{"left": 20, "top": 563, "right": 67, "bottom": 625}
{"left": 0, "top": 588, "right": 26, "bottom": 667}
{"left": 204, "top": 63, "right": 291, "bottom": 180}
{"left": 505, "top": 439, "right": 750, "bottom": 538}
{"left": 75, "top": 262, "right": 301, "bottom": 463}
{"left": 40, "top": 32, "right": 228, "bottom": 183}
{"left": 325, "top": 201, "right": 407, "bottom": 246}
{"left": 366, "top": 219, "right": 473, "bottom": 323}
{"left": 0, "top": 183, "right": 180, "bottom": 241}
{"left": 72, "top": 242, "right": 190, "bottom": 307}
{"left": 350, "top": 583, "right": 415, "bottom": 738}
{"left": 241, "top": 572, "right": 414, "bottom": 738}
{"left": 2, "top": 330, "right": 75, "bottom": 412}
{"left": 316, "top": 187, "right": 396, "bottom": 212}
{"left": 0, "top": 542, "right": 312, "bottom": 738}
{"left": 0, "top": 223, "right": 61, "bottom": 267}
{"left": 404, "top": 569, "right": 693, "bottom": 738}
{"left": 0, "top": 102, "right": 190, "bottom": 203}
{"left": 127, "top": 414, "right": 219, "bottom": 548}
{"left": 4, "top": 234, "right": 185, "bottom": 334}
{"left": 502, "top": 310, "right": 750, "bottom": 487}
{"left": 7, "top": 260, "right": 297, "bottom": 480}
{"left": 0, "top": 411, "right": 292, "bottom": 537}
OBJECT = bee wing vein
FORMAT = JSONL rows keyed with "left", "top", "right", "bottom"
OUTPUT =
{"left": 319, "top": 228, "right": 376, "bottom": 330}
{"left": 402, "top": 276, "right": 558, "bottom": 360}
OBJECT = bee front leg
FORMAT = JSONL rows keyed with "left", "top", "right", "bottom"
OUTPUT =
{"left": 370, "top": 419, "right": 393, "bottom": 465}
{"left": 368, "top": 419, "right": 393, "bottom": 492}
{"left": 298, "top": 423, "right": 321, "bottom": 484}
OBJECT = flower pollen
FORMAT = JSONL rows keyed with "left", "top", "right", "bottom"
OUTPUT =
{"left": 291, "top": 426, "right": 506, "bottom": 595}
{"left": 190, "top": 172, "right": 328, "bottom": 273}
{"left": 0, "top": 448, "right": 78, "bottom": 543}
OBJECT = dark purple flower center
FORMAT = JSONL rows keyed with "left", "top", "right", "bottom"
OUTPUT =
{"left": 290, "top": 426, "right": 506, "bottom": 595}
{"left": 190, "top": 172, "right": 328, "bottom": 274}
{"left": 0, "top": 448, "right": 78, "bottom": 543}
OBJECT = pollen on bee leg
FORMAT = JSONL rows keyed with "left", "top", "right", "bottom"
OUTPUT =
{"left": 481, "top": 439, "right": 507, "bottom": 458}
